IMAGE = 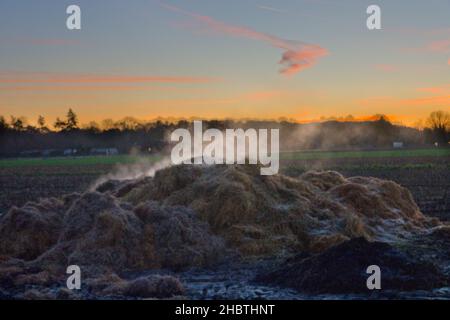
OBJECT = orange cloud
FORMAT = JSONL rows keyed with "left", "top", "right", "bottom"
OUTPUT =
{"left": 417, "top": 84, "right": 450, "bottom": 94}
{"left": 0, "top": 85, "right": 210, "bottom": 93}
{"left": 401, "top": 95, "right": 450, "bottom": 106}
{"left": 0, "top": 85, "right": 141, "bottom": 91}
{"left": 141, "top": 98, "right": 237, "bottom": 109}
{"left": 359, "top": 95, "right": 450, "bottom": 107}
{"left": 162, "top": 3, "right": 327, "bottom": 75}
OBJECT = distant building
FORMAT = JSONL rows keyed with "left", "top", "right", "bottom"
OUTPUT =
{"left": 90, "top": 148, "right": 119, "bottom": 156}
{"left": 393, "top": 142, "right": 404, "bottom": 148}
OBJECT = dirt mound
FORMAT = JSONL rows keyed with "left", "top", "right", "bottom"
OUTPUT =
{"left": 26, "top": 192, "right": 223, "bottom": 276}
{"left": 134, "top": 201, "right": 226, "bottom": 270}
{"left": 300, "top": 170, "right": 347, "bottom": 191}
{"left": 0, "top": 164, "right": 442, "bottom": 298}
{"left": 114, "top": 164, "right": 437, "bottom": 255}
{"left": 255, "top": 237, "right": 449, "bottom": 294}
{"left": 0, "top": 190, "right": 224, "bottom": 299}
{"left": 0, "top": 196, "right": 75, "bottom": 260}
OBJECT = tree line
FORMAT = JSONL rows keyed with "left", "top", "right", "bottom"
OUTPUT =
{"left": 0, "top": 109, "right": 448, "bottom": 157}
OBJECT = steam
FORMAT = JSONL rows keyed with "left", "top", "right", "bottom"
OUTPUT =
{"left": 90, "top": 156, "right": 172, "bottom": 191}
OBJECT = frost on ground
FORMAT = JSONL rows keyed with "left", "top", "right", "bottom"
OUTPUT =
{"left": 0, "top": 164, "right": 448, "bottom": 299}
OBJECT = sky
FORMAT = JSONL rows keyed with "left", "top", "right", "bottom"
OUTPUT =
{"left": 0, "top": 0, "right": 449, "bottom": 127}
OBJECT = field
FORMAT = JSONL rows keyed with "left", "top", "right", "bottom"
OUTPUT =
{"left": 0, "top": 155, "right": 162, "bottom": 214}
{"left": 281, "top": 147, "right": 450, "bottom": 160}
{"left": 0, "top": 155, "right": 147, "bottom": 167}
{"left": 0, "top": 148, "right": 449, "bottom": 221}
{"left": 0, "top": 148, "right": 449, "bottom": 300}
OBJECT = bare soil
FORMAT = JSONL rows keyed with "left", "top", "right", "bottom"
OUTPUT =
{"left": 2, "top": 156, "right": 447, "bottom": 221}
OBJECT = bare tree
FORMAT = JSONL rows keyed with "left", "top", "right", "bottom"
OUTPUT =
{"left": 426, "top": 110, "right": 450, "bottom": 144}
{"left": 83, "top": 121, "right": 100, "bottom": 132}
{"left": 101, "top": 118, "right": 115, "bottom": 131}
{"left": 426, "top": 110, "right": 450, "bottom": 131}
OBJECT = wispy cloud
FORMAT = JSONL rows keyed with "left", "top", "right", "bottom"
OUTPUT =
{"left": 2, "top": 37, "right": 80, "bottom": 46}
{"left": 417, "top": 84, "right": 450, "bottom": 94}
{"left": 0, "top": 85, "right": 211, "bottom": 94}
{"left": 400, "top": 95, "right": 450, "bottom": 106}
{"left": 402, "top": 39, "right": 450, "bottom": 53}
{"left": 256, "top": 4, "right": 325, "bottom": 20}
{"left": 161, "top": 3, "right": 327, "bottom": 76}
{"left": 359, "top": 95, "right": 450, "bottom": 108}
{"left": 256, "top": 5, "right": 288, "bottom": 14}
{"left": 0, "top": 71, "right": 219, "bottom": 84}
{"left": 426, "top": 39, "right": 450, "bottom": 53}
{"left": 390, "top": 27, "right": 450, "bottom": 37}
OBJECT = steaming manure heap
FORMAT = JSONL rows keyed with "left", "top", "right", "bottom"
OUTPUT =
{"left": 0, "top": 164, "right": 448, "bottom": 299}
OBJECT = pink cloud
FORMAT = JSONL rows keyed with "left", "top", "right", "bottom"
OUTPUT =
{"left": 403, "top": 39, "right": 450, "bottom": 53}
{"left": 426, "top": 39, "right": 450, "bottom": 53}
{"left": 161, "top": 3, "right": 327, "bottom": 76}
{"left": 359, "top": 95, "right": 450, "bottom": 107}
{"left": 0, "top": 85, "right": 210, "bottom": 93}
{"left": 417, "top": 84, "right": 450, "bottom": 94}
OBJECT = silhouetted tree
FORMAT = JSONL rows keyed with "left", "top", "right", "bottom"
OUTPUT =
{"left": 65, "top": 108, "right": 79, "bottom": 130}
{"left": 116, "top": 117, "right": 140, "bottom": 131}
{"left": 0, "top": 116, "right": 7, "bottom": 132}
{"left": 426, "top": 110, "right": 450, "bottom": 144}
{"left": 0, "top": 113, "right": 437, "bottom": 157}
{"left": 54, "top": 117, "right": 66, "bottom": 131}
{"left": 37, "top": 115, "right": 49, "bottom": 133}
{"left": 427, "top": 110, "right": 450, "bottom": 131}
{"left": 83, "top": 121, "right": 100, "bottom": 132}
{"left": 37, "top": 115, "right": 45, "bottom": 128}
{"left": 371, "top": 115, "right": 397, "bottom": 146}
{"left": 101, "top": 118, "right": 115, "bottom": 131}
{"left": 10, "top": 116, "right": 26, "bottom": 131}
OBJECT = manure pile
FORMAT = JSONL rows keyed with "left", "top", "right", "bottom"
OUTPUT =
{"left": 0, "top": 164, "right": 446, "bottom": 299}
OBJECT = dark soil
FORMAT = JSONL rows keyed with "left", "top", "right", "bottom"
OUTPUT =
{"left": 255, "top": 237, "right": 449, "bottom": 294}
